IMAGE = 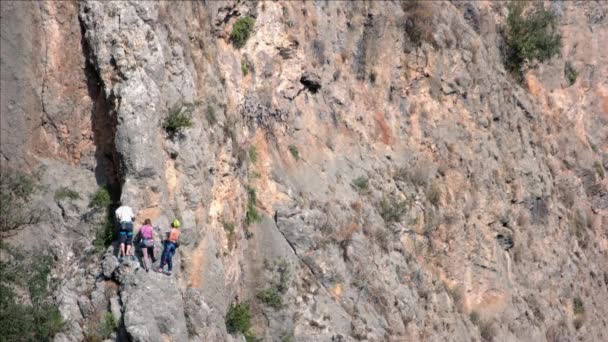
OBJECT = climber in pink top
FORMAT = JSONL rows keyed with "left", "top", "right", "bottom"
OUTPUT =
{"left": 138, "top": 219, "right": 156, "bottom": 272}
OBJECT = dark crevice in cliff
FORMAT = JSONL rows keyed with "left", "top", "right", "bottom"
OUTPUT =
{"left": 79, "top": 14, "right": 128, "bottom": 339}
{"left": 79, "top": 18, "right": 121, "bottom": 192}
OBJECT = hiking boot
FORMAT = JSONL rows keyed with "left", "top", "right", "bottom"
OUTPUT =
{"left": 163, "top": 270, "right": 172, "bottom": 276}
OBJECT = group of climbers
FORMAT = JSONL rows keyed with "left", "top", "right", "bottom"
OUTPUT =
{"left": 114, "top": 204, "right": 181, "bottom": 276}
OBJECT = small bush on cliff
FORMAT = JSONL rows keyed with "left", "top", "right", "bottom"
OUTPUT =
{"left": 223, "top": 221, "right": 236, "bottom": 251}
{"left": 241, "top": 58, "right": 249, "bottom": 76}
{"left": 248, "top": 146, "right": 258, "bottom": 164}
{"left": 288, "top": 145, "right": 300, "bottom": 161}
{"left": 1, "top": 171, "right": 46, "bottom": 238}
{"left": 573, "top": 296, "right": 585, "bottom": 329}
{"left": 163, "top": 103, "right": 194, "bottom": 137}
{"left": 93, "top": 218, "right": 116, "bottom": 253}
{"left": 205, "top": 104, "right": 217, "bottom": 125}
{"left": 245, "top": 187, "right": 262, "bottom": 225}
{"left": 231, "top": 17, "right": 255, "bottom": 48}
{"left": 352, "top": 176, "right": 369, "bottom": 192}
{"left": 378, "top": 194, "right": 408, "bottom": 223}
{"left": 504, "top": 2, "right": 562, "bottom": 81}
{"left": 564, "top": 61, "right": 578, "bottom": 86}
{"left": 0, "top": 252, "right": 65, "bottom": 341}
{"left": 226, "top": 302, "right": 252, "bottom": 334}
{"left": 89, "top": 186, "right": 111, "bottom": 209}
{"left": 257, "top": 287, "right": 283, "bottom": 309}
{"left": 55, "top": 187, "right": 80, "bottom": 201}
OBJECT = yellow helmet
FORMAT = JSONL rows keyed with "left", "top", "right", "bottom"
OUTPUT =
{"left": 171, "top": 219, "right": 181, "bottom": 228}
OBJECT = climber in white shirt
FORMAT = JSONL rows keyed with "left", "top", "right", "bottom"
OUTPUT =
{"left": 115, "top": 205, "right": 136, "bottom": 261}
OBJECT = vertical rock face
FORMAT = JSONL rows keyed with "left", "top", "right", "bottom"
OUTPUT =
{"left": 1, "top": 1, "right": 607, "bottom": 342}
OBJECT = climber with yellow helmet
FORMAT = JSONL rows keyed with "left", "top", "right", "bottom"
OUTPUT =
{"left": 157, "top": 219, "right": 181, "bottom": 276}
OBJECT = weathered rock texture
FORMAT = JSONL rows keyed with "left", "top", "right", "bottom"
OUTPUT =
{"left": 1, "top": 1, "right": 607, "bottom": 341}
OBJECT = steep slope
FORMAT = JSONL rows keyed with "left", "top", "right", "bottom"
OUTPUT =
{"left": 1, "top": 1, "right": 606, "bottom": 342}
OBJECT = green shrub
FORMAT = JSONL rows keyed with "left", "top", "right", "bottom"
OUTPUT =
{"left": 564, "top": 61, "right": 578, "bottom": 86}
{"left": 231, "top": 17, "right": 255, "bottom": 48}
{"left": 351, "top": 176, "right": 369, "bottom": 192}
{"left": 504, "top": 2, "right": 562, "bottom": 81}
{"left": 573, "top": 296, "right": 585, "bottom": 329}
{"left": 0, "top": 253, "right": 65, "bottom": 341}
{"left": 206, "top": 105, "right": 217, "bottom": 125}
{"left": 288, "top": 145, "right": 300, "bottom": 160}
{"left": 163, "top": 103, "right": 194, "bottom": 137}
{"left": 274, "top": 259, "right": 291, "bottom": 293}
{"left": 223, "top": 221, "right": 236, "bottom": 251}
{"left": 225, "top": 303, "right": 252, "bottom": 334}
{"left": 100, "top": 313, "right": 117, "bottom": 338}
{"left": 573, "top": 297, "right": 584, "bottom": 315}
{"left": 1, "top": 171, "right": 46, "bottom": 238}
{"left": 280, "top": 332, "right": 295, "bottom": 342}
{"left": 84, "top": 312, "right": 118, "bottom": 342}
{"left": 93, "top": 218, "right": 115, "bottom": 253}
{"left": 249, "top": 146, "right": 258, "bottom": 164}
{"left": 426, "top": 182, "right": 441, "bottom": 206}
{"left": 378, "top": 195, "right": 408, "bottom": 223}
{"left": 89, "top": 186, "right": 111, "bottom": 209}
{"left": 241, "top": 59, "right": 249, "bottom": 76}
{"left": 257, "top": 288, "right": 283, "bottom": 309}
{"left": 245, "top": 187, "right": 262, "bottom": 225}
{"left": 593, "top": 161, "right": 605, "bottom": 179}
{"left": 55, "top": 187, "right": 80, "bottom": 201}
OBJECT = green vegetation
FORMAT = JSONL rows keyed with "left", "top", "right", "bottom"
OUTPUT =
{"left": 84, "top": 312, "right": 118, "bottom": 342}
{"left": 280, "top": 332, "right": 295, "bottom": 342}
{"left": 288, "top": 144, "right": 300, "bottom": 161}
{"left": 89, "top": 186, "right": 111, "bottom": 209}
{"left": 90, "top": 185, "right": 118, "bottom": 253}
{"left": 226, "top": 303, "right": 252, "bottom": 335}
{"left": 504, "top": 2, "right": 562, "bottom": 81}
{"left": 230, "top": 16, "right": 255, "bottom": 48}
{"left": 223, "top": 221, "right": 236, "bottom": 251}
{"left": 0, "top": 252, "right": 65, "bottom": 341}
{"left": 426, "top": 182, "right": 441, "bottom": 206}
{"left": 206, "top": 104, "right": 217, "bottom": 125}
{"left": 573, "top": 296, "right": 585, "bottom": 329}
{"left": 593, "top": 161, "right": 605, "bottom": 179}
{"left": 378, "top": 194, "right": 408, "bottom": 223}
{"left": 257, "top": 258, "right": 291, "bottom": 310}
{"left": 241, "top": 59, "right": 249, "bottom": 76}
{"left": 564, "top": 61, "right": 578, "bottom": 86}
{"left": 93, "top": 218, "right": 116, "bottom": 254}
{"left": 55, "top": 187, "right": 80, "bottom": 201}
{"left": 248, "top": 146, "right": 258, "bottom": 164}
{"left": 573, "top": 297, "right": 584, "bottom": 315}
{"left": 257, "top": 288, "right": 282, "bottom": 309}
{"left": 163, "top": 103, "right": 194, "bottom": 137}
{"left": 1, "top": 171, "right": 46, "bottom": 238}
{"left": 351, "top": 176, "right": 369, "bottom": 192}
{"left": 245, "top": 187, "right": 262, "bottom": 225}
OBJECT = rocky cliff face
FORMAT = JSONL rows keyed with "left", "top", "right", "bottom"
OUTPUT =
{"left": 1, "top": 1, "right": 607, "bottom": 341}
